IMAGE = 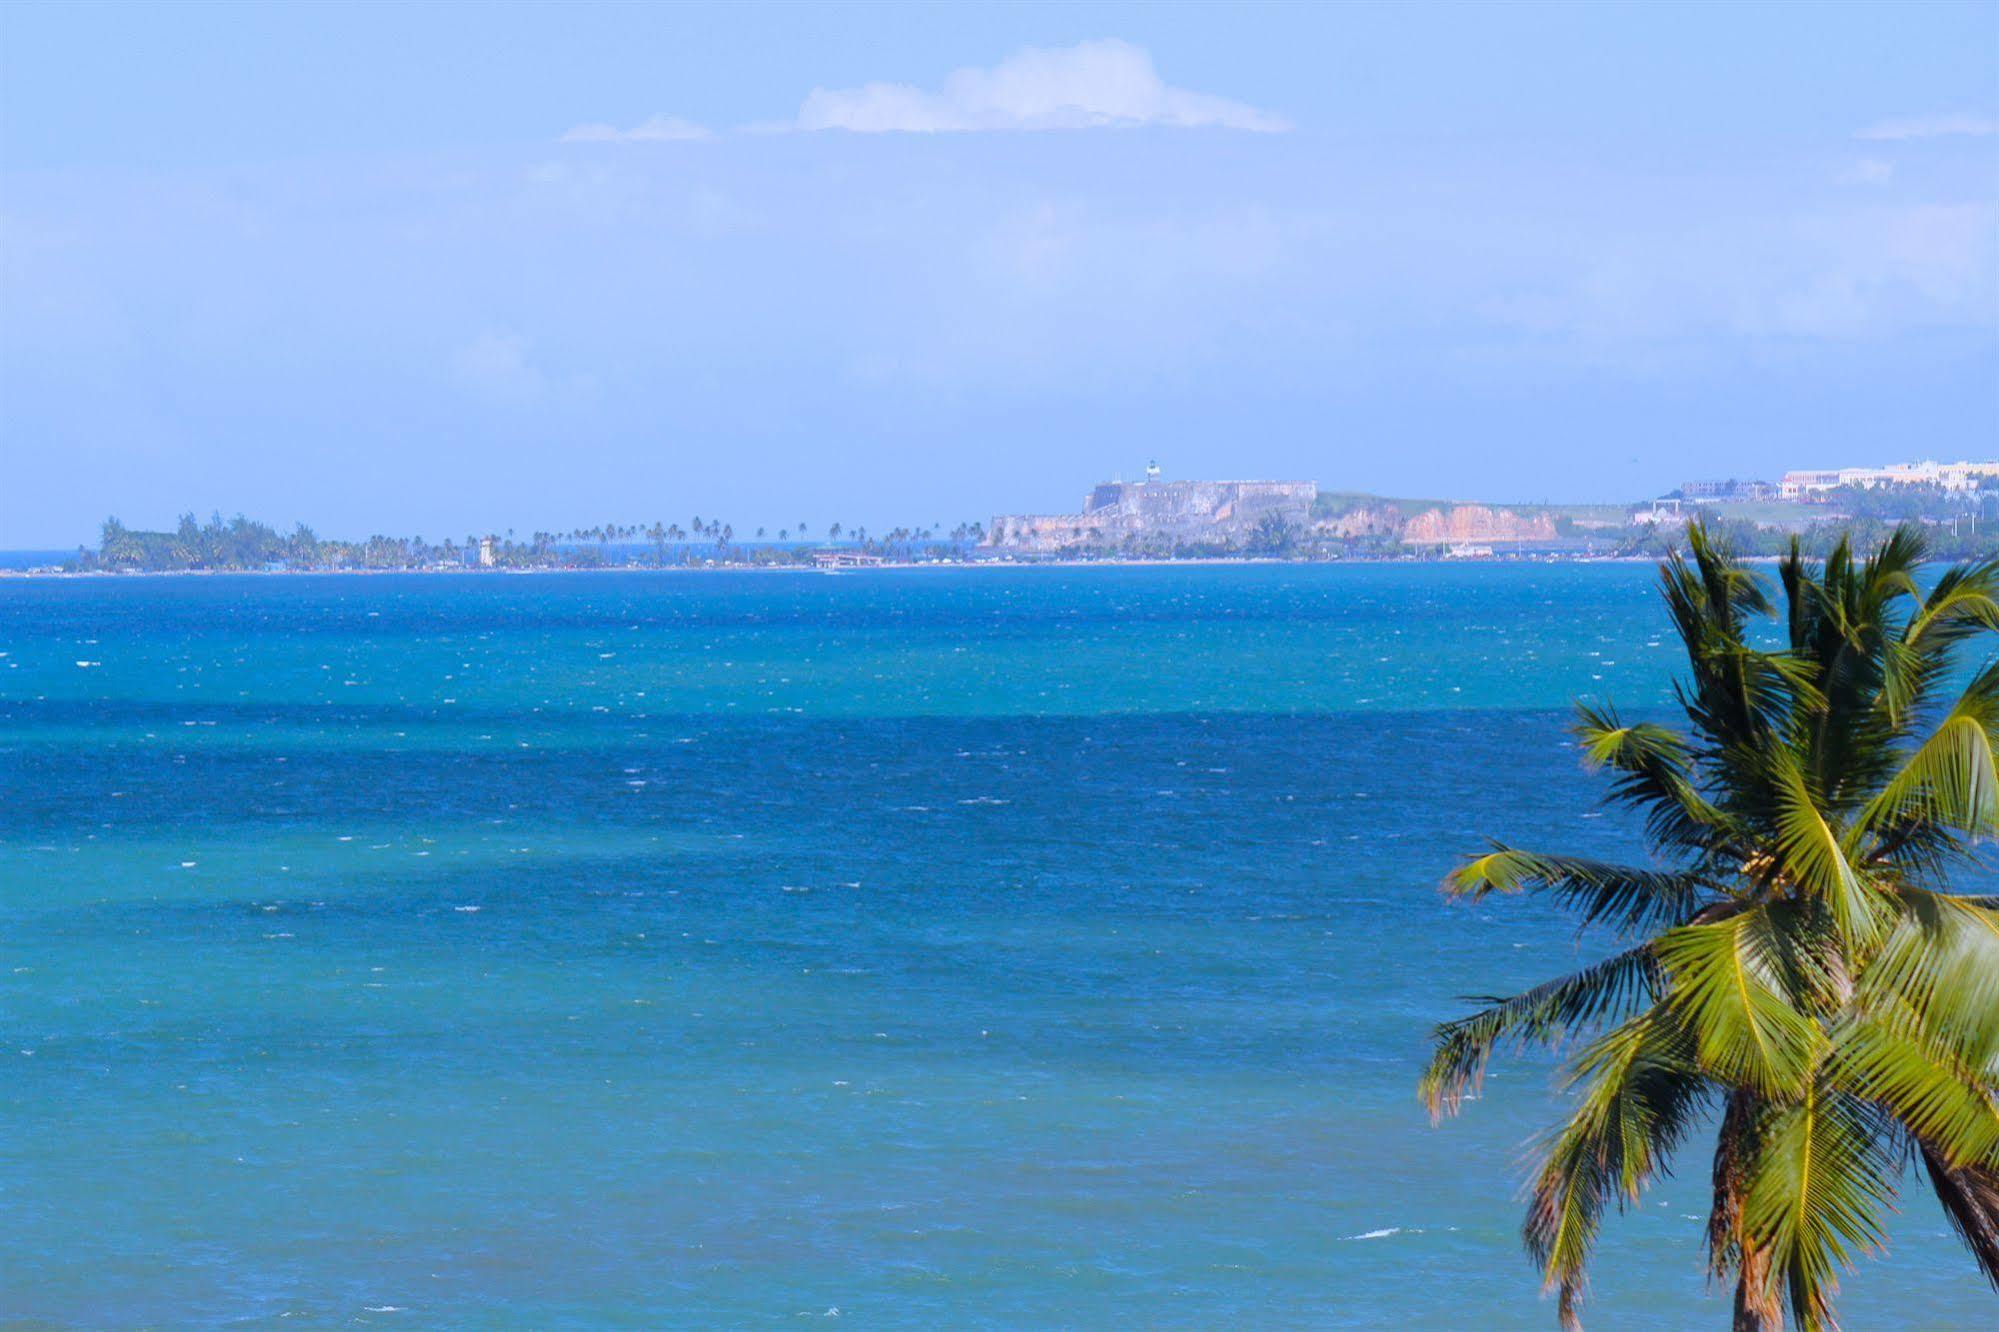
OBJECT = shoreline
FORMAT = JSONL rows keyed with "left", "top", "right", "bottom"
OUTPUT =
{"left": 0, "top": 551, "right": 1660, "bottom": 579}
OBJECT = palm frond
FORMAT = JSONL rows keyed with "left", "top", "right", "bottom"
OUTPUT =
{"left": 1854, "top": 663, "right": 1999, "bottom": 852}
{"left": 1740, "top": 1083, "right": 1898, "bottom": 1332}
{"left": 1921, "top": 1148, "right": 1999, "bottom": 1290}
{"left": 1525, "top": 1010, "right": 1709, "bottom": 1325}
{"left": 1660, "top": 530, "right": 1800, "bottom": 750}
{"left": 1769, "top": 752, "right": 1885, "bottom": 950}
{"left": 1857, "top": 890, "right": 1999, "bottom": 1081}
{"left": 1829, "top": 1012, "right": 1999, "bottom": 1171}
{"left": 1445, "top": 846, "right": 1711, "bottom": 936}
{"left": 1903, "top": 556, "right": 1999, "bottom": 653}
{"left": 1875, "top": 552, "right": 1999, "bottom": 731}
{"left": 1573, "top": 703, "right": 1738, "bottom": 856}
{"left": 1420, "top": 944, "right": 1661, "bottom": 1120}
{"left": 1780, "top": 537, "right": 1815, "bottom": 654}
{"left": 1655, "top": 906, "right": 1824, "bottom": 1096}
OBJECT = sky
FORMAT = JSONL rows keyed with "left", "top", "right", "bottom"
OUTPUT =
{"left": 2, "top": 0, "right": 1996, "bottom": 547}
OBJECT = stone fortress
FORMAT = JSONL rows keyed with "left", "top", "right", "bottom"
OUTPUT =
{"left": 986, "top": 463, "right": 1318, "bottom": 553}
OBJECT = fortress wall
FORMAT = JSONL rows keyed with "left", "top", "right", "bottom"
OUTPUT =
{"left": 988, "top": 479, "right": 1318, "bottom": 550}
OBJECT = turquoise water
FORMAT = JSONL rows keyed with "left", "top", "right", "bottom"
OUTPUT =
{"left": 1, "top": 566, "right": 1989, "bottom": 1328}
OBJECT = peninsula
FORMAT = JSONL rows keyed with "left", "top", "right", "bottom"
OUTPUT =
{"left": 29, "top": 457, "right": 1999, "bottom": 575}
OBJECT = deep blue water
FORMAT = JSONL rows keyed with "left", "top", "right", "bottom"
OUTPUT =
{"left": 1, "top": 566, "right": 1989, "bottom": 1327}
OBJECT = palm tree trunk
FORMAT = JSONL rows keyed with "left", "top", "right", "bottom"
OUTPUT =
{"left": 1732, "top": 1244, "right": 1781, "bottom": 1331}
{"left": 1711, "top": 1091, "right": 1780, "bottom": 1329}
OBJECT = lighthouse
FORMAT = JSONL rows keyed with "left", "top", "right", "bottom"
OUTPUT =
{"left": 1145, "top": 459, "right": 1162, "bottom": 484}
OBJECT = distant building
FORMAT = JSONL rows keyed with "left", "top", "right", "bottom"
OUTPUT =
{"left": 1780, "top": 461, "right": 1999, "bottom": 500}
{"left": 986, "top": 472, "right": 1317, "bottom": 552}
{"left": 1779, "top": 471, "right": 1845, "bottom": 500}
{"left": 478, "top": 536, "right": 496, "bottom": 567}
{"left": 1680, "top": 478, "right": 1777, "bottom": 502}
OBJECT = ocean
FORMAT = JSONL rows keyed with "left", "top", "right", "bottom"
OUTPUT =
{"left": 1, "top": 565, "right": 1988, "bottom": 1328}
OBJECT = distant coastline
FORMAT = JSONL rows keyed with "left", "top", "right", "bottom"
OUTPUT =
{"left": 22, "top": 462, "right": 1999, "bottom": 577}
{"left": 0, "top": 550, "right": 1677, "bottom": 579}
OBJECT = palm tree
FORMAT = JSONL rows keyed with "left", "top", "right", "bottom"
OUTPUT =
{"left": 1422, "top": 524, "right": 1999, "bottom": 1330}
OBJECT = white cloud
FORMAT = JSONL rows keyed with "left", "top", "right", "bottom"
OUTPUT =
{"left": 1856, "top": 113, "right": 1999, "bottom": 141}
{"left": 794, "top": 39, "right": 1288, "bottom": 134}
{"left": 560, "top": 114, "right": 712, "bottom": 144}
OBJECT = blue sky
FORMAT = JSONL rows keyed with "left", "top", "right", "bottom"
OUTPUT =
{"left": 2, "top": 0, "right": 1995, "bottom": 546}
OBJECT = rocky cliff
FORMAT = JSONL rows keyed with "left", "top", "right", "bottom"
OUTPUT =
{"left": 1400, "top": 505, "right": 1558, "bottom": 545}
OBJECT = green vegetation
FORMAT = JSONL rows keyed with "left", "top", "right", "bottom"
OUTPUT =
{"left": 87, "top": 514, "right": 456, "bottom": 571}
{"left": 72, "top": 514, "right": 985, "bottom": 571}
{"left": 1626, "top": 487, "right": 1999, "bottom": 562}
{"left": 1621, "top": 511, "right": 1999, "bottom": 563}
{"left": 1422, "top": 525, "right": 1999, "bottom": 1329}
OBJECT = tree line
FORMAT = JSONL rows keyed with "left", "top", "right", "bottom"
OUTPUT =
{"left": 74, "top": 513, "right": 989, "bottom": 572}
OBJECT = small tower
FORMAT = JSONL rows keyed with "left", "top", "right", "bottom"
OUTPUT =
{"left": 1145, "top": 459, "right": 1162, "bottom": 484}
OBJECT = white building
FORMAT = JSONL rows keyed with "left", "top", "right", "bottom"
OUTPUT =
{"left": 1680, "top": 478, "right": 1777, "bottom": 502}
{"left": 1779, "top": 461, "right": 1999, "bottom": 500}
